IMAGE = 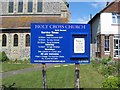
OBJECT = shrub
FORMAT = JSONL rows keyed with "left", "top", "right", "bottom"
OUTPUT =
{"left": 98, "top": 65, "right": 116, "bottom": 77}
{"left": 108, "top": 56, "right": 112, "bottom": 62}
{"left": 101, "top": 57, "right": 112, "bottom": 65}
{"left": 0, "top": 51, "right": 9, "bottom": 62}
{"left": 102, "top": 58, "right": 108, "bottom": 65}
{"left": 102, "top": 76, "right": 120, "bottom": 88}
{"left": 24, "top": 58, "right": 30, "bottom": 64}
{"left": 113, "top": 61, "right": 120, "bottom": 77}
{"left": 107, "top": 60, "right": 115, "bottom": 65}
{"left": 92, "top": 58, "right": 119, "bottom": 77}
{"left": 17, "top": 60, "right": 23, "bottom": 64}
{"left": 104, "top": 65, "right": 116, "bottom": 77}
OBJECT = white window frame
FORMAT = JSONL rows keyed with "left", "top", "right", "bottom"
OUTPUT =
{"left": 112, "top": 14, "right": 120, "bottom": 24}
{"left": 113, "top": 35, "right": 120, "bottom": 58}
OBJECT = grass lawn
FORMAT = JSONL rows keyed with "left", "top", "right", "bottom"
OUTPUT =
{"left": 2, "top": 64, "right": 105, "bottom": 88}
{"left": 1, "top": 63, "right": 35, "bottom": 72}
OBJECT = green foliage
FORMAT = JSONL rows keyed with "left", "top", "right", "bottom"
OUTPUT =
{"left": 0, "top": 51, "right": 9, "bottom": 62}
{"left": 91, "top": 58, "right": 119, "bottom": 88}
{"left": 17, "top": 60, "right": 23, "bottom": 64}
{"left": 108, "top": 56, "right": 112, "bottom": 62}
{"left": 23, "top": 58, "right": 30, "bottom": 64}
{"left": 92, "top": 57, "right": 118, "bottom": 78}
{"left": 102, "top": 76, "right": 120, "bottom": 88}
{"left": 13, "top": 58, "right": 30, "bottom": 64}
{"left": 101, "top": 57, "right": 112, "bottom": 65}
{"left": 102, "top": 58, "right": 108, "bottom": 65}
{"left": 98, "top": 65, "right": 116, "bottom": 77}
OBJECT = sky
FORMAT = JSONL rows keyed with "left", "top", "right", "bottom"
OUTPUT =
{"left": 69, "top": 2, "right": 107, "bottom": 23}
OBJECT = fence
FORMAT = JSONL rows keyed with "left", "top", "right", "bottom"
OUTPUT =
{"left": 90, "top": 44, "right": 97, "bottom": 58}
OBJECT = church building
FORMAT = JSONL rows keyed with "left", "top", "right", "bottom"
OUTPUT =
{"left": 0, "top": 0, "right": 70, "bottom": 60}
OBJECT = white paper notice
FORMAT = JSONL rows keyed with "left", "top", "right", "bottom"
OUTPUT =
{"left": 74, "top": 38, "right": 85, "bottom": 53}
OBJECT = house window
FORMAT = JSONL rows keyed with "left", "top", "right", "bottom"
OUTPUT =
{"left": 14, "top": 34, "right": 18, "bottom": 46}
{"left": 117, "top": 16, "right": 120, "bottom": 23}
{"left": 18, "top": 0, "right": 23, "bottom": 13}
{"left": 2, "top": 34, "right": 7, "bottom": 46}
{"left": 37, "top": 0, "right": 42, "bottom": 12}
{"left": 105, "top": 35, "right": 109, "bottom": 51}
{"left": 112, "top": 14, "right": 120, "bottom": 24}
{"left": 28, "top": 0, "right": 33, "bottom": 12}
{"left": 25, "top": 34, "right": 30, "bottom": 47}
{"left": 112, "top": 16, "right": 116, "bottom": 23}
{"left": 114, "top": 35, "right": 120, "bottom": 57}
{"left": 8, "top": 0, "right": 14, "bottom": 13}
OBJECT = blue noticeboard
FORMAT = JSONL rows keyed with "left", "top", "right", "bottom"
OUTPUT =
{"left": 31, "top": 23, "right": 90, "bottom": 64}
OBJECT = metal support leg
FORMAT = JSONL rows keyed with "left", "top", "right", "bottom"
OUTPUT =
{"left": 42, "top": 63, "right": 47, "bottom": 90}
{"left": 74, "top": 64, "right": 80, "bottom": 90}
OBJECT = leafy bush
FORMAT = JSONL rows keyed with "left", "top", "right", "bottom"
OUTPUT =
{"left": 92, "top": 57, "right": 118, "bottom": 77}
{"left": 102, "top": 58, "right": 108, "bottom": 65}
{"left": 104, "top": 65, "right": 116, "bottom": 77}
{"left": 102, "top": 57, "right": 112, "bottom": 65}
{"left": 24, "top": 58, "right": 30, "bottom": 64}
{"left": 13, "top": 58, "right": 30, "bottom": 64}
{"left": 113, "top": 61, "right": 120, "bottom": 77}
{"left": 98, "top": 65, "right": 116, "bottom": 77}
{"left": 108, "top": 56, "right": 112, "bottom": 62}
{"left": 107, "top": 60, "right": 115, "bottom": 65}
{"left": 7, "top": 60, "right": 14, "bottom": 64}
{"left": 102, "top": 76, "right": 120, "bottom": 88}
{"left": 16, "top": 60, "right": 23, "bottom": 64}
{"left": 0, "top": 51, "right": 9, "bottom": 62}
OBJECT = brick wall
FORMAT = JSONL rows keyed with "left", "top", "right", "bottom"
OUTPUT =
{"left": 110, "top": 34, "right": 114, "bottom": 58}
{"left": 100, "top": 34, "right": 105, "bottom": 58}
{"left": 100, "top": 34, "right": 114, "bottom": 59}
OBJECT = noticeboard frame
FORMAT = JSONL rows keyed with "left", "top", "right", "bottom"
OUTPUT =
{"left": 30, "top": 23, "right": 90, "bottom": 64}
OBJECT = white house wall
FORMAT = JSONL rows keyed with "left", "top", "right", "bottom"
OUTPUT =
{"left": 100, "top": 13, "right": 119, "bottom": 34}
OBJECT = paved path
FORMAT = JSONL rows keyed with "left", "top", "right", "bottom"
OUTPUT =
{"left": 0, "top": 64, "right": 54, "bottom": 78}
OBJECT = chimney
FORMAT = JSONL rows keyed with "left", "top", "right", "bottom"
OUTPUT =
{"left": 106, "top": 2, "right": 109, "bottom": 6}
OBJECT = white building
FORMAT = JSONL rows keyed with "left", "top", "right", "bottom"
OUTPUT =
{"left": 89, "top": 1, "right": 120, "bottom": 59}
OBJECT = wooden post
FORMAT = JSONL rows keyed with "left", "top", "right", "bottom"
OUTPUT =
{"left": 74, "top": 63, "right": 80, "bottom": 89}
{"left": 42, "top": 63, "right": 47, "bottom": 90}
